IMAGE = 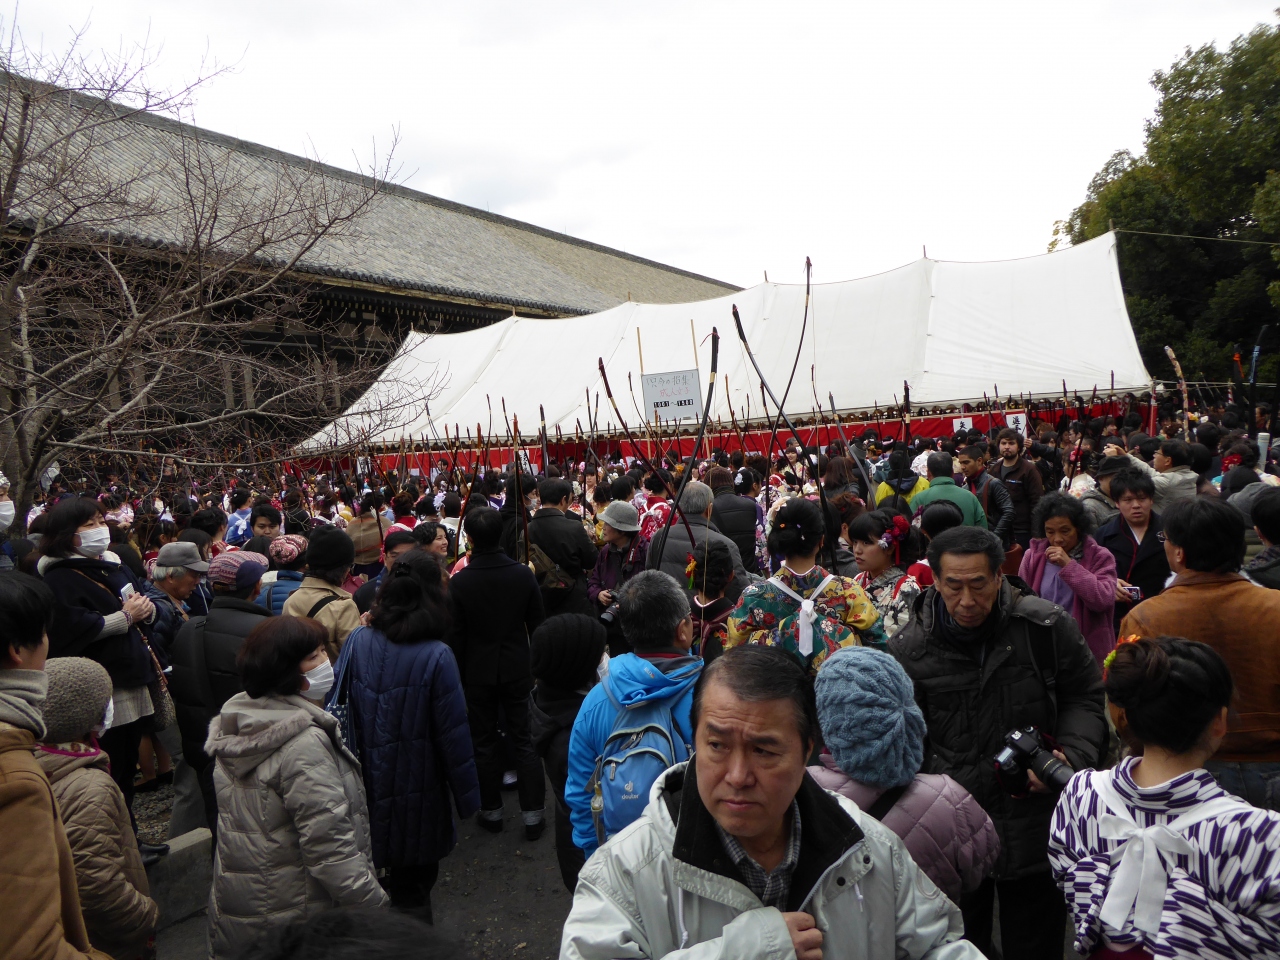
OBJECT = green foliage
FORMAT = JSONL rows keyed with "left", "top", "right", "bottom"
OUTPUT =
{"left": 1064, "top": 21, "right": 1280, "bottom": 382}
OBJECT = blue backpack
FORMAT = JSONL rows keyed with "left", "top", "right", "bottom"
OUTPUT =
{"left": 588, "top": 679, "right": 693, "bottom": 848}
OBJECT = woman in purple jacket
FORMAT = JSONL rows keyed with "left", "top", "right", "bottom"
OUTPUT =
{"left": 1019, "top": 492, "right": 1118, "bottom": 666}
{"left": 808, "top": 646, "right": 999, "bottom": 904}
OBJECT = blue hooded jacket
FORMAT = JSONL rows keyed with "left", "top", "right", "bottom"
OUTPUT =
{"left": 565, "top": 652, "right": 702, "bottom": 856}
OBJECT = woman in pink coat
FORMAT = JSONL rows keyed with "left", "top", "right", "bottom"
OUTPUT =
{"left": 1019, "top": 492, "right": 1118, "bottom": 665}
{"left": 809, "top": 646, "right": 999, "bottom": 904}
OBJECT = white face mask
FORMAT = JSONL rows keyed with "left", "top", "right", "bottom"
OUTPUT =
{"left": 302, "top": 659, "right": 335, "bottom": 701}
{"left": 76, "top": 526, "right": 111, "bottom": 557}
{"left": 93, "top": 699, "right": 114, "bottom": 736}
{"left": 0, "top": 501, "right": 14, "bottom": 528}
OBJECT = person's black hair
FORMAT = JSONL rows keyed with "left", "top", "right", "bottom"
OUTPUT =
{"left": 1108, "top": 469, "right": 1155, "bottom": 503}
{"left": 1220, "top": 466, "right": 1261, "bottom": 500}
{"left": 411, "top": 520, "right": 447, "bottom": 549}
{"left": 610, "top": 475, "right": 636, "bottom": 501}
{"left": 706, "top": 466, "right": 734, "bottom": 491}
{"left": 591, "top": 483, "right": 612, "bottom": 506}
{"left": 191, "top": 506, "right": 227, "bottom": 538}
{"left": 924, "top": 451, "right": 952, "bottom": 479}
{"left": 1187, "top": 442, "right": 1212, "bottom": 477}
{"left": 767, "top": 497, "right": 826, "bottom": 559}
{"left": 244, "top": 535, "right": 276, "bottom": 567}
{"left": 237, "top": 616, "right": 328, "bottom": 699}
{"left": 0, "top": 571, "right": 56, "bottom": 653}
{"left": 1105, "top": 636, "right": 1234, "bottom": 754}
{"left": 388, "top": 490, "right": 413, "bottom": 520}
{"left": 538, "top": 478, "right": 572, "bottom": 506}
{"left": 643, "top": 469, "right": 672, "bottom": 495}
{"left": 1160, "top": 440, "right": 1192, "bottom": 467}
{"left": 846, "top": 509, "right": 924, "bottom": 567}
{"left": 926, "top": 525, "right": 1005, "bottom": 577}
{"left": 230, "top": 488, "right": 251, "bottom": 511}
{"left": 1162, "top": 496, "right": 1245, "bottom": 574}
{"left": 822, "top": 457, "right": 855, "bottom": 492}
{"left": 1252, "top": 487, "right": 1280, "bottom": 545}
{"left": 250, "top": 504, "right": 282, "bottom": 529}
{"left": 505, "top": 472, "right": 538, "bottom": 503}
{"left": 1031, "top": 491, "right": 1095, "bottom": 539}
{"left": 1223, "top": 440, "right": 1261, "bottom": 471}
{"left": 39, "top": 497, "right": 105, "bottom": 558}
{"left": 692, "top": 644, "right": 818, "bottom": 750}
{"left": 442, "top": 492, "right": 462, "bottom": 518}
{"left": 242, "top": 905, "right": 468, "bottom": 960}
{"left": 691, "top": 538, "right": 735, "bottom": 599}
{"left": 413, "top": 496, "right": 435, "bottom": 519}
{"left": 357, "top": 491, "right": 384, "bottom": 517}
{"left": 370, "top": 551, "right": 449, "bottom": 644}
{"left": 995, "top": 427, "right": 1023, "bottom": 445}
{"left": 958, "top": 445, "right": 985, "bottom": 461}
{"left": 176, "top": 528, "right": 213, "bottom": 562}
{"left": 463, "top": 506, "right": 503, "bottom": 551}
{"left": 733, "top": 466, "right": 760, "bottom": 496}
{"left": 382, "top": 530, "right": 417, "bottom": 554}
{"left": 918, "top": 500, "right": 964, "bottom": 541}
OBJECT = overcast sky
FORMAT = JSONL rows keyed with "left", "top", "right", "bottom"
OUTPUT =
{"left": 22, "top": 2, "right": 1280, "bottom": 289}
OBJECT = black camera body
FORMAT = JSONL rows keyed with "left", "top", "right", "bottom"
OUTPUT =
{"left": 600, "top": 601, "right": 622, "bottom": 624}
{"left": 993, "top": 726, "right": 1072, "bottom": 796}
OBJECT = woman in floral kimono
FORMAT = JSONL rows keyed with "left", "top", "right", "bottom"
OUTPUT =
{"left": 845, "top": 508, "right": 923, "bottom": 638}
{"left": 724, "top": 497, "right": 886, "bottom": 673}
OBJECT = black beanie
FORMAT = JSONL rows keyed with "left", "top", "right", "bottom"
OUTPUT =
{"left": 306, "top": 525, "right": 355, "bottom": 570}
{"left": 530, "top": 614, "right": 606, "bottom": 690}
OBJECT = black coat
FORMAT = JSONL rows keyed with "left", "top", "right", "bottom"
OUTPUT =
{"left": 529, "top": 682, "right": 589, "bottom": 890}
{"left": 888, "top": 579, "right": 1107, "bottom": 880}
{"left": 710, "top": 489, "right": 760, "bottom": 574}
{"left": 446, "top": 548, "right": 545, "bottom": 686}
{"left": 41, "top": 554, "right": 155, "bottom": 689}
{"left": 527, "top": 507, "right": 599, "bottom": 616}
{"left": 1095, "top": 511, "right": 1170, "bottom": 621}
{"left": 647, "top": 513, "right": 750, "bottom": 603}
{"left": 168, "top": 597, "right": 270, "bottom": 767}
{"left": 987, "top": 456, "right": 1044, "bottom": 540}
{"left": 962, "top": 473, "right": 1015, "bottom": 547}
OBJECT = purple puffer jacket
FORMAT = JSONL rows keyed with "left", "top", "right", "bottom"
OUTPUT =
{"left": 808, "top": 753, "right": 999, "bottom": 904}
{"left": 1018, "top": 535, "right": 1117, "bottom": 666}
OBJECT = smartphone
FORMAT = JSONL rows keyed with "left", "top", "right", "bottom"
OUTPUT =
{"left": 119, "top": 583, "right": 136, "bottom": 602}
{"left": 1124, "top": 585, "right": 1142, "bottom": 603}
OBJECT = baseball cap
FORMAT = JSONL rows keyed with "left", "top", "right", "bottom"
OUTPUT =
{"left": 154, "top": 541, "right": 210, "bottom": 572}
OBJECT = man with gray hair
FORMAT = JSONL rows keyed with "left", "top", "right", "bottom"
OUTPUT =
{"left": 561, "top": 644, "right": 982, "bottom": 960}
{"left": 564, "top": 570, "right": 703, "bottom": 858}
{"left": 646, "top": 481, "right": 751, "bottom": 602}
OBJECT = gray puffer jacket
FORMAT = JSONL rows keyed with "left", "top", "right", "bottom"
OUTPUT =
{"left": 560, "top": 760, "right": 983, "bottom": 960}
{"left": 205, "top": 693, "right": 388, "bottom": 959}
{"left": 807, "top": 753, "right": 999, "bottom": 904}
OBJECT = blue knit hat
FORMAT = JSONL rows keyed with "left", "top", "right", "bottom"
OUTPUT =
{"left": 814, "top": 647, "right": 926, "bottom": 789}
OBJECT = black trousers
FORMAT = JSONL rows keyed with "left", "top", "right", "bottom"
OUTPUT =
{"left": 465, "top": 678, "right": 545, "bottom": 814}
{"left": 382, "top": 862, "right": 439, "bottom": 923}
{"left": 99, "top": 719, "right": 145, "bottom": 831}
{"left": 960, "top": 871, "right": 1066, "bottom": 960}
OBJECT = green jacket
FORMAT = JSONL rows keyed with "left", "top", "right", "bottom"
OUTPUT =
{"left": 910, "top": 477, "right": 988, "bottom": 529}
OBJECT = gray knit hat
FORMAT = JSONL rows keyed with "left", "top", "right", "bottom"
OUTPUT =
{"left": 42, "top": 658, "right": 113, "bottom": 744}
{"left": 814, "top": 646, "right": 926, "bottom": 789}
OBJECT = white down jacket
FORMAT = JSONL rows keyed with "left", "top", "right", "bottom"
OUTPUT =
{"left": 560, "top": 761, "right": 982, "bottom": 960}
{"left": 205, "top": 693, "right": 388, "bottom": 959}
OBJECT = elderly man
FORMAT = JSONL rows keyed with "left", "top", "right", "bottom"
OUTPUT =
{"left": 888, "top": 526, "right": 1106, "bottom": 960}
{"left": 1118, "top": 496, "right": 1280, "bottom": 809}
{"left": 646, "top": 481, "right": 750, "bottom": 601}
{"left": 561, "top": 644, "right": 980, "bottom": 960}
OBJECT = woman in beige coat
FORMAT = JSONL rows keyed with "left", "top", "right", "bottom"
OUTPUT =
{"left": 36, "top": 657, "right": 158, "bottom": 960}
{"left": 205, "top": 616, "right": 387, "bottom": 959}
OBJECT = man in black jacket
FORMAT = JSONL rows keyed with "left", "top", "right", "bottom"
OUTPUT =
{"left": 527, "top": 478, "right": 598, "bottom": 616}
{"left": 987, "top": 428, "right": 1043, "bottom": 549}
{"left": 167, "top": 550, "right": 271, "bottom": 836}
{"left": 888, "top": 526, "right": 1106, "bottom": 960}
{"left": 707, "top": 466, "right": 760, "bottom": 574}
{"left": 957, "top": 446, "right": 1013, "bottom": 546}
{"left": 1094, "top": 469, "right": 1169, "bottom": 622}
{"left": 447, "top": 507, "right": 548, "bottom": 838}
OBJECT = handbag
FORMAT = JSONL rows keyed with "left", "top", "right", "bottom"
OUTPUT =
{"left": 145, "top": 644, "right": 176, "bottom": 731}
{"left": 325, "top": 627, "right": 359, "bottom": 749}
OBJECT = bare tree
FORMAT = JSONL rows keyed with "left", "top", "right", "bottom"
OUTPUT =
{"left": 0, "top": 22, "right": 431, "bottom": 532}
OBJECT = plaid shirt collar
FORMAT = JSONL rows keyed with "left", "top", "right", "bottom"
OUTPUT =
{"left": 713, "top": 800, "right": 803, "bottom": 909}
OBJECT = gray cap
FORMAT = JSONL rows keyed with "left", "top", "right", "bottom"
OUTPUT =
{"left": 155, "top": 541, "right": 210, "bottom": 572}
{"left": 599, "top": 500, "right": 640, "bottom": 533}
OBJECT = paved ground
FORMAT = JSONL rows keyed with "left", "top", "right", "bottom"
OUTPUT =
{"left": 158, "top": 786, "right": 573, "bottom": 960}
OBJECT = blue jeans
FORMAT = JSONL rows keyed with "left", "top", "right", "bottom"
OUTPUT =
{"left": 1204, "top": 760, "right": 1280, "bottom": 811}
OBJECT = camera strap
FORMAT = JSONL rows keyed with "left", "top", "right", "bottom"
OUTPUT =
{"left": 1022, "top": 619, "right": 1058, "bottom": 730}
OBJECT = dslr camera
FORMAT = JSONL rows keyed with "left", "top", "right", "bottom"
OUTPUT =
{"left": 993, "top": 727, "right": 1072, "bottom": 796}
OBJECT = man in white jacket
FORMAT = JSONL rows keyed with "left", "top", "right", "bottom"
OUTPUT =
{"left": 559, "top": 645, "right": 981, "bottom": 960}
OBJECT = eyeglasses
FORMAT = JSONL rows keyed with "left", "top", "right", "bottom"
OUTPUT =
{"left": 1156, "top": 531, "right": 1167, "bottom": 543}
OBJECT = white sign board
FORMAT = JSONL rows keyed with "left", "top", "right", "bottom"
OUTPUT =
{"left": 951, "top": 417, "right": 973, "bottom": 434}
{"left": 640, "top": 369, "right": 701, "bottom": 423}
{"left": 1005, "top": 413, "right": 1027, "bottom": 437}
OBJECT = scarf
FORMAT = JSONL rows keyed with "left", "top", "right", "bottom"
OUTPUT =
{"left": 932, "top": 590, "right": 1001, "bottom": 661}
{"left": 0, "top": 669, "right": 48, "bottom": 739}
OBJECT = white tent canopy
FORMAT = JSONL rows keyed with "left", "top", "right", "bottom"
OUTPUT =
{"left": 306, "top": 232, "right": 1149, "bottom": 447}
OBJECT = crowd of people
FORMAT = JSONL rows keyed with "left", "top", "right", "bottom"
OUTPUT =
{"left": 1, "top": 398, "right": 1279, "bottom": 960}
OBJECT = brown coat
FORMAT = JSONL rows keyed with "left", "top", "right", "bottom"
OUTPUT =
{"left": 281, "top": 578, "right": 362, "bottom": 662}
{"left": 0, "top": 722, "right": 110, "bottom": 960}
{"left": 1119, "top": 571, "right": 1280, "bottom": 761}
{"left": 36, "top": 743, "right": 158, "bottom": 959}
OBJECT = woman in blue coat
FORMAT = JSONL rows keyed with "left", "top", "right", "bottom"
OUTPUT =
{"left": 344, "top": 549, "right": 479, "bottom": 922}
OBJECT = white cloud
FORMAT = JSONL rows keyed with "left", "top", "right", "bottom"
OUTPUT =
{"left": 22, "top": 1, "right": 1280, "bottom": 287}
